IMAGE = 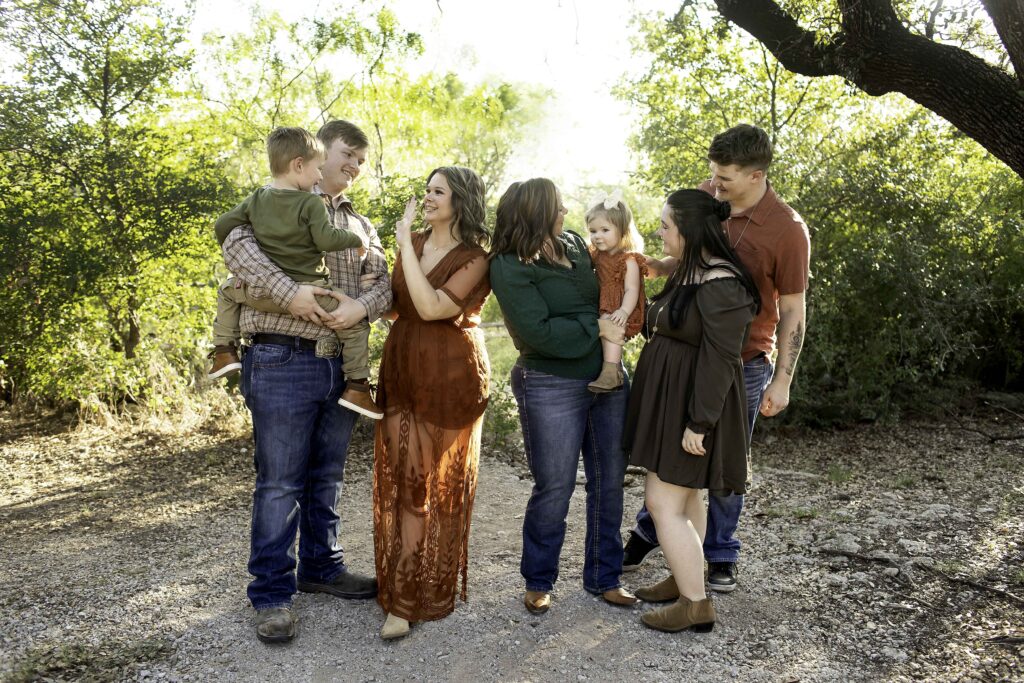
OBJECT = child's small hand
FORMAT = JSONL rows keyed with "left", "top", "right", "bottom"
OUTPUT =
{"left": 395, "top": 197, "right": 417, "bottom": 247}
{"left": 608, "top": 308, "right": 628, "bottom": 326}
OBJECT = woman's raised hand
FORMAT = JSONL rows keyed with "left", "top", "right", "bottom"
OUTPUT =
{"left": 395, "top": 197, "right": 418, "bottom": 248}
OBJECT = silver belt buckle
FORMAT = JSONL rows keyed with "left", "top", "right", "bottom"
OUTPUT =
{"left": 315, "top": 338, "right": 341, "bottom": 358}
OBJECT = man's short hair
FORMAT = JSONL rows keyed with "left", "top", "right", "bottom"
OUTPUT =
{"left": 317, "top": 119, "right": 369, "bottom": 150}
{"left": 707, "top": 124, "right": 773, "bottom": 171}
{"left": 267, "top": 126, "right": 324, "bottom": 176}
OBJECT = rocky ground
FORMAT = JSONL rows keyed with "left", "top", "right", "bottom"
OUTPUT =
{"left": 0, "top": 402, "right": 1021, "bottom": 682}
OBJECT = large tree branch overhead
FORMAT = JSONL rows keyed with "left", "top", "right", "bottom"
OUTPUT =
{"left": 713, "top": 0, "right": 1024, "bottom": 178}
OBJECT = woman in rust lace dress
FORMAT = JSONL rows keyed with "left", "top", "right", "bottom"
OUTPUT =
{"left": 373, "top": 166, "right": 491, "bottom": 640}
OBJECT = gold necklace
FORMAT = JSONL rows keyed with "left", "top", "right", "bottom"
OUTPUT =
{"left": 645, "top": 299, "right": 663, "bottom": 336}
{"left": 426, "top": 239, "right": 457, "bottom": 253}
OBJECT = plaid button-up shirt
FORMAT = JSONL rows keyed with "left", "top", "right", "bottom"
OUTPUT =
{"left": 221, "top": 191, "right": 392, "bottom": 340}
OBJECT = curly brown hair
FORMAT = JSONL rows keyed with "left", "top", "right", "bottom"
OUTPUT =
{"left": 427, "top": 166, "right": 489, "bottom": 248}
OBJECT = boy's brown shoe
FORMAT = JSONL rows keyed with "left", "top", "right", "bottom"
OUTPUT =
{"left": 338, "top": 381, "right": 384, "bottom": 420}
{"left": 208, "top": 344, "right": 242, "bottom": 379}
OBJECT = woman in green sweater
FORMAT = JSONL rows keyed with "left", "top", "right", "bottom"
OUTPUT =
{"left": 489, "top": 177, "right": 636, "bottom": 614}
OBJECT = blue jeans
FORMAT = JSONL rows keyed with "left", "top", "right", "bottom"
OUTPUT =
{"left": 632, "top": 356, "right": 774, "bottom": 564}
{"left": 511, "top": 364, "right": 630, "bottom": 594}
{"left": 240, "top": 340, "right": 358, "bottom": 610}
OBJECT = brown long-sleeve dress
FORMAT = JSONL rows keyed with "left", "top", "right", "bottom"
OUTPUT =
{"left": 624, "top": 278, "right": 755, "bottom": 494}
{"left": 373, "top": 231, "right": 491, "bottom": 622}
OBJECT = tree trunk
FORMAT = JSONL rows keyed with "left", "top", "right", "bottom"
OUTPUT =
{"left": 124, "top": 294, "right": 141, "bottom": 360}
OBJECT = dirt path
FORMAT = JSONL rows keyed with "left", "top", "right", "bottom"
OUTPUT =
{"left": 0, "top": 407, "right": 1021, "bottom": 682}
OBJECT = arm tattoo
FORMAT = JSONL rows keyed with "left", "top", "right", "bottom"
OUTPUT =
{"left": 784, "top": 321, "right": 804, "bottom": 377}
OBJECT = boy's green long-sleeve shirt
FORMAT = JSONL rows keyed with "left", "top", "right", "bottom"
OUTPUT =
{"left": 214, "top": 187, "right": 363, "bottom": 282}
{"left": 489, "top": 230, "right": 603, "bottom": 380}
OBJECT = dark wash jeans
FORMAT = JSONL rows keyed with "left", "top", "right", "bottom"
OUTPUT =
{"left": 240, "top": 340, "right": 358, "bottom": 610}
{"left": 632, "top": 356, "right": 774, "bottom": 564}
{"left": 511, "top": 363, "right": 630, "bottom": 594}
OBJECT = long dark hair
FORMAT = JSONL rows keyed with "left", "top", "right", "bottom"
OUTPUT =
{"left": 489, "top": 178, "right": 566, "bottom": 263}
{"left": 427, "top": 166, "right": 490, "bottom": 248}
{"left": 655, "top": 189, "right": 762, "bottom": 327}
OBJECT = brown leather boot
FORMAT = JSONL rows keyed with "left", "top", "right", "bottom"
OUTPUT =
{"left": 338, "top": 381, "right": 383, "bottom": 419}
{"left": 635, "top": 574, "right": 680, "bottom": 603}
{"left": 587, "top": 362, "right": 624, "bottom": 393}
{"left": 640, "top": 595, "right": 716, "bottom": 633}
{"left": 601, "top": 587, "right": 639, "bottom": 606}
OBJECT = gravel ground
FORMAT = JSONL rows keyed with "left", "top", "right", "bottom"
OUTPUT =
{"left": 0, "top": 404, "right": 1022, "bottom": 682}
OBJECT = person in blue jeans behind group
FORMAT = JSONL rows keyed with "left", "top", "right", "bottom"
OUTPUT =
{"left": 488, "top": 177, "right": 638, "bottom": 614}
{"left": 624, "top": 124, "right": 811, "bottom": 593}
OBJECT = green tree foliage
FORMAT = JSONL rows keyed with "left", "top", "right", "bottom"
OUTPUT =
{"left": 623, "top": 3, "right": 1024, "bottom": 424}
{"left": 0, "top": 0, "right": 232, "bottom": 409}
{"left": 0, "top": 1, "right": 542, "bottom": 411}
{"left": 195, "top": 7, "right": 546, "bottom": 232}
{"left": 711, "top": 0, "right": 1024, "bottom": 177}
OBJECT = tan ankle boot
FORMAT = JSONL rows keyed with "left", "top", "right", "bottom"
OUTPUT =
{"left": 635, "top": 574, "right": 680, "bottom": 603}
{"left": 640, "top": 595, "right": 716, "bottom": 633}
{"left": 588, "top": 362, "right": 624, "bottom": 393}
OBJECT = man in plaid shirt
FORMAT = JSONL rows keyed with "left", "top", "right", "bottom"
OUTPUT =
{"left": 220, "top": 120, "right": 392, "bottom": 644}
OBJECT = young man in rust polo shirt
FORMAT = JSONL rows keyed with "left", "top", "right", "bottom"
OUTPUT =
{"left": 625, "top": 124, "right": 811, "bottom": 593}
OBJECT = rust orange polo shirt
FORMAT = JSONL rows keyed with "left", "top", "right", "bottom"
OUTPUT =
{"left": 699, "top": 180, "right": 811, "bottom": 361}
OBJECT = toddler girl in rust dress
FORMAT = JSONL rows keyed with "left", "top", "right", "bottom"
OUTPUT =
{"left": 586, "top": 192, "right": 648, "bottom": 392}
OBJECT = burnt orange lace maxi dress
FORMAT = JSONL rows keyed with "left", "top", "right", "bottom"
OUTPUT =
{"left": 374, "top": 232, "right": 491, "bottom": 622}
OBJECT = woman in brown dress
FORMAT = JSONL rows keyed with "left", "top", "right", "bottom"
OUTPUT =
{"left": 624, "top": 189, "right": 760, "bottom": 633}
{"left": 373, "top": 166, "right": 491, "bottom": 640}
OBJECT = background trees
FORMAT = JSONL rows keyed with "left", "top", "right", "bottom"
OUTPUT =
{"left": 0, "top": 0, "right": 544, "bottom": 411}
{"left": 0, "top": 0, "right": 233, "bottom": 408}
{"left": 1, "top": 0, "right": 1020, "bottom": 426}
{"left": 711, "top": 0, "right": 1024, "bottom": 178}
{"left": 621, "top": 2, "right": 1024, "bottom": 423}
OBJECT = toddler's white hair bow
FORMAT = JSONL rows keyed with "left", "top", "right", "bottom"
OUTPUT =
{"left": 589, "top": 188, "right": 624, "bottom": 211}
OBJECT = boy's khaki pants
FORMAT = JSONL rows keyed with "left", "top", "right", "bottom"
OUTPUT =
{"left": 213, "top": 276, "right": 370, "bottom": 380}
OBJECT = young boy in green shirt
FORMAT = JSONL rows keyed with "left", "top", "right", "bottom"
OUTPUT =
{"left": 207, "top": 126, "right": 381, "bottom": 419}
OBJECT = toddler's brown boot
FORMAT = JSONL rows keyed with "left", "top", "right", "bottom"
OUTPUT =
{"left": 587, "top": 362, "right": 624, "bottom": 393}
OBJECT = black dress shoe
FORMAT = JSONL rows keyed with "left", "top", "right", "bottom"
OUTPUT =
{"left": 297, "top": 570, "right": 378, "bottom": 599}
